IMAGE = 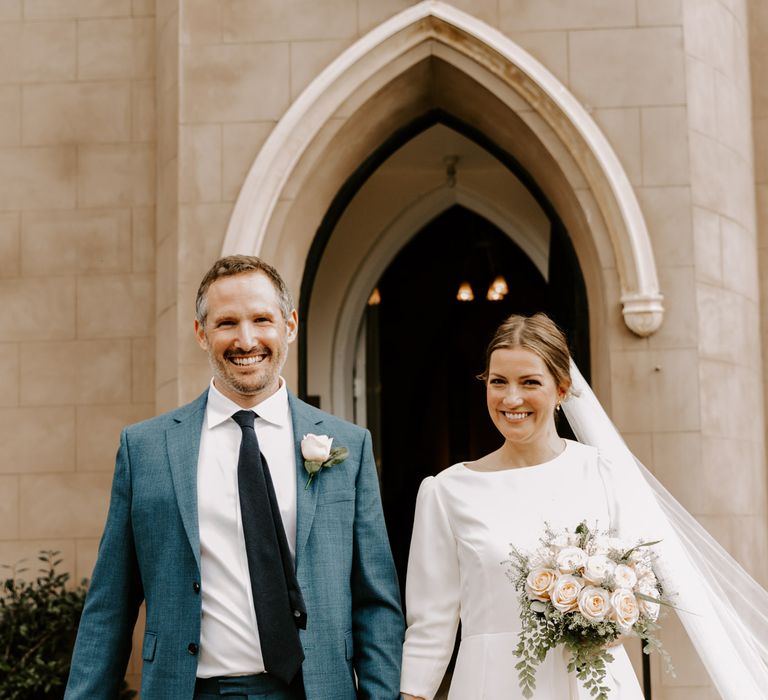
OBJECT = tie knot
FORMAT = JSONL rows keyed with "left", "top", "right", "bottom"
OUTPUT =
{"left": 231, "top": 410, "right": 256, "bottom": 430}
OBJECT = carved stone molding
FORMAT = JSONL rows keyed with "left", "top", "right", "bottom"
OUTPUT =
{"left": 223, "top": 0, "right": 664, "bottom": 336}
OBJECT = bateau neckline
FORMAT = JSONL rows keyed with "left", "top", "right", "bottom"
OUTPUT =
{"left": 460, "top": 439, "right": 571, "bottom": 474}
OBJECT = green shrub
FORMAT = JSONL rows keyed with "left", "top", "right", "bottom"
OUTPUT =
{"left": 0, "top": 550, "right": 136, "bottom": 700}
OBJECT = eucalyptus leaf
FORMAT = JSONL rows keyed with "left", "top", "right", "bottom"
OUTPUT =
{"left": 325, "top": 447, "right": 349, "bottom": 467}
{"left": 620, "top": 539, "right": 663, "bottom": 561}
{"left": 635, "top": 591, "right": 693, "bottom": 614}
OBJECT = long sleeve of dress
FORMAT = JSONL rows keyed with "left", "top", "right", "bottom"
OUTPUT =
{"left": 400, "top": 476, "right": 461, "bottom": 700}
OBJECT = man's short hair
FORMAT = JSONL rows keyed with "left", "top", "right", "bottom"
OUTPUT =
{"left": 195, "top": 255, "right": 295, "bottom": 326}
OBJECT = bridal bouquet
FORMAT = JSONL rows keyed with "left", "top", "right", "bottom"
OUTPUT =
{"left": 504, "top": 521, "right": 671, "bottom": 700}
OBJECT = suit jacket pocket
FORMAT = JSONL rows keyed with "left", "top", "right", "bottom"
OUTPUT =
{"left": 142, "top": 631, "right": 157, "bottom": 662}
{"left": 317, "top": 489, "right": 355, "bottom": 506}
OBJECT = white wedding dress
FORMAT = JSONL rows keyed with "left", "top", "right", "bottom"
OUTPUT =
{"left": 400, "top": 440, "right": 644, "bottom": 700}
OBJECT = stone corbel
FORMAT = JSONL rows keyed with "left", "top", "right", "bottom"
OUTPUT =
{"left": 621, "top": 293, "right": 665, "bottom": 337}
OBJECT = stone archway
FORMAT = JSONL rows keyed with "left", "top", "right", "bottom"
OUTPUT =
{"left": 222, "top": 0, "right": 664, "bottom": 344}
{"left": 327, "top": 183, "right": 549, "bottom": 415}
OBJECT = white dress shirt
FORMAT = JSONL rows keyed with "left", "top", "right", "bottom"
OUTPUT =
{"left": 196, "top": 378, "right": 298, "bottom": 678}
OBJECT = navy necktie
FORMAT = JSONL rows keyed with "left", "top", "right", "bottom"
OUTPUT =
{"left": 231, "top": 410, "right": 306, "bottom": 685}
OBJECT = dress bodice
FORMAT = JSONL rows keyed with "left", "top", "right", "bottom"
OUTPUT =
{"left": 400, "top": 440, "right": 643, "bottom": 700}
{"left": 437, "top": 443, "right": 612, "bottom": 638}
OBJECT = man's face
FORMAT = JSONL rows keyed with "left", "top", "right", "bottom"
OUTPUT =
{"left": 194, "top": 271, "right": 298, "bottom": 407}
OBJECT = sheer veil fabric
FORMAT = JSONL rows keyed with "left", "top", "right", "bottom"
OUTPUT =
{"left": 563, "top": 362, "right": 768, "bottom": 699}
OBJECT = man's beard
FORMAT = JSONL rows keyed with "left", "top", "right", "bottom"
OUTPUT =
{"left": 210, "top": 342, "right": 286, "bottom": 398}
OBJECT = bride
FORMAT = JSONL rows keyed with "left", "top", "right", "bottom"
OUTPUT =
{"left": 400, "top": 313, "right": 768, "bottom": 700}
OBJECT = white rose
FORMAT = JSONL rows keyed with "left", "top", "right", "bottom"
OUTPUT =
{"left": 639, "top": 597, "right": 660, "bottom": 622}
{"left": 632, "top": 560, "right": 653, "bottom": 581}
{"left": 525, "top": 568, "right": 558, "bottom": 602}
{"left": 593, "top": 536, "right": 624, "bottom": 555}
{"left": 553, "top": 532, "right": 580, "bottom": 548}
{"left": 583, "top": 555, "right": 616, "bottom": 584}
{"left": 633, "top": 556, "right": 657, "bottom": 579}
{"left": 578, "top": 585, "right": 611, "bottom": 622}
{"left": 610, "top": 588, "right": 640, "bottom": 631}
{"left": 556, "top": 546, "right": 588, "bottom": 574}
{"left": 301, "top": 433, "right": 333, "bottom": 462}
{"left": 637, "top": 584, "right": 661, "bottom": 621}
{"left": 614, "top": 564, "right": 638, "bottom": 589}
{"left": 551, "top": 574, "right": 583, "bottom": 613}
{"left": 628, "top": 549, "right": 644, "bottom": 564}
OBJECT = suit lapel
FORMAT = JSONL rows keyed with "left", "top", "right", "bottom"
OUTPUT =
{"left": 166, "top": 391, "right": 207, "bottom": 571}
{"left": 289, "top": 393, "right": 325, "bottom": 567}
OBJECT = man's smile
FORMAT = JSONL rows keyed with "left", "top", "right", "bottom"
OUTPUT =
{"left": 228, "top": 354, "right": 267, "bottom": 366}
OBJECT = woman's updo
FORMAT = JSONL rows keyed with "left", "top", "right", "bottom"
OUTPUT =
{"left": 481, "top": 313, "right": 572, "bottom": 391}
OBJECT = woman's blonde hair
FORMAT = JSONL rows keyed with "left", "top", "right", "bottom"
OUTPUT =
{"left": 480, "top": 313, "right": 572, "bottom": 391}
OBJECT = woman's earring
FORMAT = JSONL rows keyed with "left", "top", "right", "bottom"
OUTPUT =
{"left": 555, "top": 402, "right": 561, "bottom": 412}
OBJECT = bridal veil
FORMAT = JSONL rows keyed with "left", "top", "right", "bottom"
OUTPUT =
{"left": 563, "top": 362, "right": 768, "bottom": 699}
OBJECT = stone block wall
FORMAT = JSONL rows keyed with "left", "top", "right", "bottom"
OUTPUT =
{"left": 0, "top": 0, "right": 156, "bottom": 616}
{"left": 752, "top": 0, "right": 768, "bottom": 518}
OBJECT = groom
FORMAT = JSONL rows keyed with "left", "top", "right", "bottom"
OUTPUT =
{"left": 65, "top": 255, "right": 404, "bottom": 700}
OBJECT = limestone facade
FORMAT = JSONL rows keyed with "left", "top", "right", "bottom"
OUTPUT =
{"left": 1, "top": 1, "right": 767, "bottom": 697}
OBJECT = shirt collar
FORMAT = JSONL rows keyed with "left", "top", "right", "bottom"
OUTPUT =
{"left": 205, "top": 378, "right": 291, "bottom": 430}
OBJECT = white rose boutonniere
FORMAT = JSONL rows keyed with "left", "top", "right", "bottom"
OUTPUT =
{"left": 301, "top": 434, "right": 349, "bottom": 489}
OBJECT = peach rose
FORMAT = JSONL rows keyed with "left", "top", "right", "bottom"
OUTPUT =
{"left": 526, "top": 567, "right": 558, "bottom": 602}
{"left": 578, "top": 585, "right": 611, "bottom": 622}
{"left": 611, "top": 589, "right": 640, "bottom": 631}
{"left": 551, "top": 574, "right": 583, "bottom": 613}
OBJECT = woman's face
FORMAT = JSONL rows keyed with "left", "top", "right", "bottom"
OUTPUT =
{"left": 486, "top": 347, "right": 566, "bottom": 447}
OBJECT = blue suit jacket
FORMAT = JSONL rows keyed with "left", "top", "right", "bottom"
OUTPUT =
{"left": 65, "top": 391, "right": 404, "bottom": 699}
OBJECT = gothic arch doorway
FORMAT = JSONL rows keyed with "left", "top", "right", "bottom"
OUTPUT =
{"left": 302, "top": 114, "right": 593, "bottom": 416}
{"left": 295, "top": 111, "right": 591, "bottom": 594}
{"left": 223, "top": 0, "right": 665, "bottom": 350}
{"left": 365, "top": 205, "right": 589, "bottom": 601}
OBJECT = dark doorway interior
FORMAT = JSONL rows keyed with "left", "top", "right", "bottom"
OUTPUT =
{"left": 370, "top": 205, "right": 589, "bottom": 604}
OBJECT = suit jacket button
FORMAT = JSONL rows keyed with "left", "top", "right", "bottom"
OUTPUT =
{"left": 193, "top": 581, "right": 200, "bottom": 594}
{"left": 187, "top": 642, "right": 199, "bottom": 655}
